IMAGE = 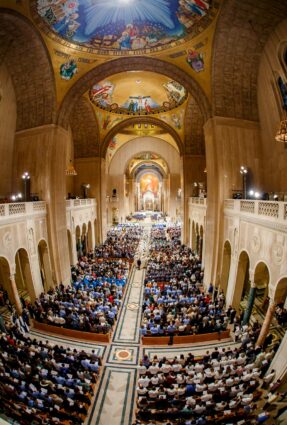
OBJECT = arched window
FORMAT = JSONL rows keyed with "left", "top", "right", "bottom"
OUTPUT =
{"left": 277, "top": 76, "right": 287, "bottom": 110}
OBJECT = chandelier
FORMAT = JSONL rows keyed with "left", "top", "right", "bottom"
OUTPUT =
{"left": 66, "top": 159, "right": 77, "bottom": 176}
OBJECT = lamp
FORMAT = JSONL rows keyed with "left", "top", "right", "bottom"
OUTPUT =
{"left": 240, "top": 166, "right": 248, "bottom": 199}
{"left": 21, "top": 171, "right": 31, "bottom": 202}
{"left": 66, "top": 160, "right": 77, "bottom": 176}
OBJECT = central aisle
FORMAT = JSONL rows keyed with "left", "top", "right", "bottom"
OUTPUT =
{"left": 87, "top": 225, "right": 151, "bottom": 425}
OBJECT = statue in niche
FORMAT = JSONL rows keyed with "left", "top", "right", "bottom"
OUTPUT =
{"left": 28, "top": 228, "right": 35, "bottom": 255}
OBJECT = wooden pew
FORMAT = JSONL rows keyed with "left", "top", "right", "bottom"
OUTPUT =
{"left": 142, "top": 329, "right": 230, "bottom": 345}
{"left": 33, "top": 320, "right": 110, "bottom": 343}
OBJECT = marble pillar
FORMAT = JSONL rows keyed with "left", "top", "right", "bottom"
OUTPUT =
{"left": 242, "top": 283, "right": 257, "bottom": 325}
{"left": 257, "top": 300, "right": 276, "bottom": 346}
{"left": 9, "top": 274, "right": 22, "bottom": 314}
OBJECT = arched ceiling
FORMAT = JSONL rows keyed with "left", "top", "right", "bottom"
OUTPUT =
{"left": 70, "top": 97, "right": 100, "bottom": 158}
{"left": 88, "top": 71, "right": 187, "bottom": 116}
{"left": 32, "top": 0, "right": 218, "bottom": 56}
{"left": 212, "top": 0, "right": 287, "bottom": 121}
{"left": 101, "top": 115, "right": 184, "bottom": 157}
{"left": 4, "top": 0, "right": 287, "bottom": 160}
{"left": 126, "top": 152, "right": 169, "bottom": 178}
{"left": 0, "top": 9, "right": 57, "bottom": 131}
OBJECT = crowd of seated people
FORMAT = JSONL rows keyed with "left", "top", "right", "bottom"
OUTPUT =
{"left": 72, "top": 256, "right": 130, "bottom": 287}
{"left": 0, "top": 323, "right": 101, "bottom": 425}
{"left": 275, "top": 303, "right": 287, "bottom": 326}
{"left": 31, "top": 225, "right": 144, "bottom": 334}
{"left": 31, "top": 281, "right": 122, "bottom": 334}
{"left": 141, "top": 228, "right": 228, "bottom": 337}
{"left": 94, "top": 225, "right": 143, "bottom": 259}
{"left": 135, "top": 337, "right": 276, "bottom": 424}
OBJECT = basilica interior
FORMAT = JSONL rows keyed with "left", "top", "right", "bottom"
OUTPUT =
{"left": 0, "top": 0, "right": 287, "bottom": 424}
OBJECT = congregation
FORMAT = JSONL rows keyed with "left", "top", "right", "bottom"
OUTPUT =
{"left": 135, "top": 335, "right": 277, "bottom": 424}
{"left": 94, "top": 224, "right": 143, "bottom": 259}
{"left": 141, "top": 226, "right": 228, "bottom": 337}
{"left": 0, "top": 323, "right": 101, "bottom": 425}
{"left": 31, "top": 226, "right": 141, "bottom": 334}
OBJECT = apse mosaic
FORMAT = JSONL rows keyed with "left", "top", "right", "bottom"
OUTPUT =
{"left": 89, "top": 72, "right": 187, "bottom": 115}
{"left": 35, "top": 0, "right": 217, "bottom": 54}
{"left": 140, "top": 174, "right": 159, "bottom": 195}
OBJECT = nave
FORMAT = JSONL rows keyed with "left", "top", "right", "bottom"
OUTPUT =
{"left": 0, "top": 222, "right": 286, "bottom": 425}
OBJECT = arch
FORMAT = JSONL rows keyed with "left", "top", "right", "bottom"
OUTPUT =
{"left": 38, "top": 240, "right": 53, "bottom": 292}
{"left": 101, "top": 116, "right": 184, "bottom": 157}
{"left": 67, "top": 229, "right": 74, "bottom": 266}
{"left": 233, "top": 250, "right": 250, "bottom": 311}
{"left": 133, "top": 161, "right": 167, "bottom": 179}
{"left": 75, "top": 225, "right": 81, "bottom": 258}
{"left": 211, "top": 0, "right": 287, "bottom": 121}
{"left": 0, "top": 256, "right": 14, "bottom": 308}
{"left": 274, "top": 277, "right": 287, "bottom": 305}
{"left": 87, "top": 221, "right": 93, "bottom": 251}
{"left": 94, "top": 218, "right": 98, "bottom": 245}
{"left": 81, "top": 223, "right": 87, "bottom": 256}
{"left": 199, "top": 225, "right": 204, "bottom": 260}
{"left": 253, "top": 261, "right": 270, "bottom": 313}
{"left": 57, "top": 57, "right": 211, "bottom": 130}
{"left": 0, "top": 9, "right": 57, "bottom": 130}
{"left": 15, "top": 248, "right": 36, "bottom": 302}
{"left": 191, "top": 221, "right": 196, "bottom": 252}
{"left": 108, "top": 136, "right": 181, "bottom": 176}
{"left": 70, "top": 97, "right": 100, "bottom": 158}
{"left": 221, "top": 240, "right": 232, "bottom": 295}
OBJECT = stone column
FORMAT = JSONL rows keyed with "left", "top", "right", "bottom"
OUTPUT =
{"left": 71, "top": 231, "right": 78, "bottom": 265}
{"left": 257, "top": 300, "right": 276, "bottom": 346}
{"left": 9, "top": 274, "right": 22, "bottom": 314}
{"left": 242, "top": 282, "right": 257, "bottom": 325}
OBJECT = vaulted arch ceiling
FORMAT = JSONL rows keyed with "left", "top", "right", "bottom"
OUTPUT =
{"left": 212, "top": 0, "right": 287, "bottom": 121}
{"left": 101, "top": 116, "right": 184, "bottom": 157}
{"left": 0, "top": 10, "right": 56, "bottom": 131}
{"left": 57, "top": 57, "right": 211, "bottom": 130}
{"left": 70, "top": 97, "right": 100, "bottom": 158}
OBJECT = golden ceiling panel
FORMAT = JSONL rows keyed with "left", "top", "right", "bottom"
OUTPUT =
{"left": 88, "top": 71, "right": 187, "bottom": 116}
{"left": 31, "top": 0, "right": 219, "bottom": 56}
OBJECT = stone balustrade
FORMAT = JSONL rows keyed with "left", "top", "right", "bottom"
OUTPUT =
{"left": 189, "top": 197, "right": 207, "bottom": 207}
{"left": 224, "top": 199, "right": 287, "bottom": 222}
{"left": 66, "top": 198, "right": 97, "bottom": 210}
{"left": 0, "top": 201, "right": 46, "bottom": 221}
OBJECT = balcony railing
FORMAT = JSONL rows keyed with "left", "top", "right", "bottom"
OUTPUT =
{"left": 66, "top": 198, "right": 96, "bottom": 209}
{"left": 189, "top": 197, "right": 207, "bottom": 206}
{"left": 0, "top": 201, "right": 46, "bottom": 220}
{"left": 224, "top": 199, "right": 287, "bottom": 221}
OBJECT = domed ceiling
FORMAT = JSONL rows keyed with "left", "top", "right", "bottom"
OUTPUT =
{"left": 89, "top": 71, "right": 187, "bottom": 115}
{"left": 34, "top": 0, "right": 215, "bottom": 54}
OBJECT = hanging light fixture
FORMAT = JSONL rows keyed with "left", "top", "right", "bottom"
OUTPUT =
{"left": 66, "top": 159, "right": 77, "bottom": 176}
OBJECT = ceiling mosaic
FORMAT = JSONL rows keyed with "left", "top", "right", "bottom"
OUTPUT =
{"left": 34, "top": 0, "right": 216, "bottom": 55}
{"left": 89, "top": 71, "right": 187, "bottom": 115}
